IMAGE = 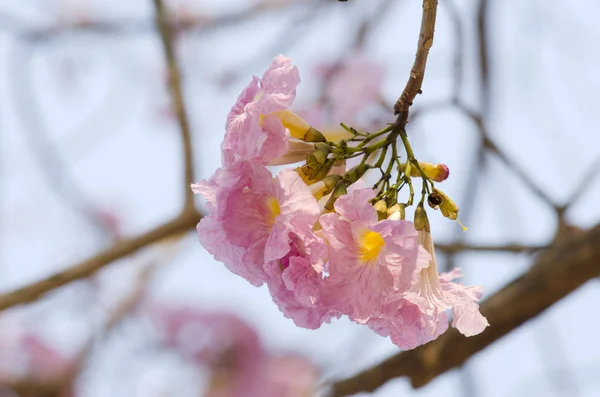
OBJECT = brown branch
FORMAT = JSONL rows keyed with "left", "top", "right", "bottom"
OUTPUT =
{"left": 0, "top": 208, "right": 200, "bottom": 312}
{"left": 393, "top": 0, "right": 438, "bottom": 124}
{"left": 477, "top": 0, "right": 490, "bottom": 116}
{"left": 329, "top": 222, "right": 600, "bottom": 396}
{"left": 153, "top": 0, "right": 195, "bottom": 212}
{"left": 435, "top": 242, "right": 545, "bottom": 254}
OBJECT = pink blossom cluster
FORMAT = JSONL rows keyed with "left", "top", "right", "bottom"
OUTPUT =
{"left": 150, "top": 306, "right": 317, "bottom": 397}
{"left": 192, "top": 55, "right": 488, "bottom": 349}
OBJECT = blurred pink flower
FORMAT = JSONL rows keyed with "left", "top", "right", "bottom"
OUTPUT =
{"left": 149, "top": 306, "right": 318, "bottom": 397}
{"left": 192, "top": 164, "right": 322, "bottom": 286}
{"left": 149, "top": 306, "right": 263, "bottom": 366}
{"left": 319, "top": 189, "right": 429, "bottom": 323}
{"left": 322, "top": 56, "right": 384, "bottom": 123}
{"left": 222, "top": 55, "right": 300, "bottom": 169}
{"left": 0, "top": 320, "right": 75, "bottom": 385}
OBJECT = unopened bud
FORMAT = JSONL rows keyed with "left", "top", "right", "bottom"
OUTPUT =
{"left": 387, "top": 203, "right": 405, "bottom": 220}
{"left": 400, "top": 162, "right": 450, "bottom": 183}
{"left": 324, "top": 181, "right": 347, "bottom": 212}
{"left": 311, "top": 175, "right": 342, "bottom": 200}
{"left": 344, "top": 164, "right": 370, "bottom": 184}
{"left": 312, "top": 158, "right": 335, "bottom": 181}
{"left": 295, "top": 166, "right": 316, "bottom": 185}
{"left": 413, "top": 202, "right": 430, "bottom": 232}
{"left": 311, "top": 143, "right": 332, "bottom": 164}
{"left": 275, "top": 109, "right": 311, "bottom": 140}
{"left": 303, "top": 127, "right": 327, "bottom": 143}
{"left": 374, "top": 200, "right": 387, "bottom": 220}
{"left": 299, "top": 164, "right": 318, "bottom": 182}
{"left": 330, "top": 159, "right": 346, "bottom": 176}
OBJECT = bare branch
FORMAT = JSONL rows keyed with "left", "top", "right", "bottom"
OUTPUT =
{"left": 0, "top": 209, "right": 201, "bottom": 312}
{"left": 393, "top": 0, "right": 438, "bottom": 124}
{"left": 435, "top": 242, "right": 545, "bottom": 254}
{"left": 5, "top": 0, "right": 312, "bottom": 42}
{"left": 558, "top": 154, "right": 600, "bottom": 216}
{"left": 329, "top": 222, "right": 600, "bottom": 396}
{"left": 454, "top": 103, "right": 559, "bottom": 211}
{"left": 152, "top": 0, "right": 196, "bottom": 212}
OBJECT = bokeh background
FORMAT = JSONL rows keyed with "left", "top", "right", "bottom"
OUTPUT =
{"left": 2, "top": 0, "right": 600, "bottom": 396}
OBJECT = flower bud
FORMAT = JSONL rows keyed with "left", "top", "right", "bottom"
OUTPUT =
{"left": 304, "top": 127, "right": 327, "bottom": 143}
{"left": 387, "top": 203, "right": 405, "bottom": 221}
{"left": 274, "top": 110, "right": 326, "bottom": 142}
{"left": 275, "top": 109, "right": 310, "bottom": 139}
{"left": 399, "top": 162, "right": 450, "bottom": 182}
{"left": 312, "top": 158, "right": 335, "bottom": 181}
{"left": 310, "top": 175, "right": 342, "bottom": 200}
{"left": 413, "top": 202, "right": 431, "bottom": 232}
{"left": 324, "top": 181, "right": 347, "bottom": 212}
{"left": 374, "top": 200, "right": 387, "bottom": 220}
{"left": 267, "top": 139, "right": 315, "bottom": 166}
{"left": 330, "top": 159, "right": 346, "bottom": 176}
{"left": 297, "top": 165, "right": 318, "bottom": 185}
{"left": 311, "top": 143, "right": 332, "bottom": 164}
{"left": 344, "top": 164, "right": 370, "bottom": 184}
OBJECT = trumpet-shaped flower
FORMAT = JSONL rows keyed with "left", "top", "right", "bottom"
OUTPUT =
{"left": 367, "top": 230, "right": 488, "bottom": 349}
{"left": 222, "top": 55, "right": 300, "bottom": 168}
{"left": 193, "top": 164, "right": 321, "bottom": 286}
{"left": 319, "top": 189, "right": 427, "bottom": 323}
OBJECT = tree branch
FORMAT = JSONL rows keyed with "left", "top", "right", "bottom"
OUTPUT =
{"left": 435, "top": 242, "right": 545, "bottom": 254}
{"left": 0, "top": 208, "right": 201, "bottom": 312}
{"left": 153, "top": 0, "right": 196, "bottom": 212}
{"left": 393, "top": 0, "right": 438, "bottom": 124}
{"left": 329, "top": 222, "right": 600, "bottom": 396}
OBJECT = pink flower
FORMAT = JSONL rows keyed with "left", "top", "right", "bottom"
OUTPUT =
{"left": 0, "top": 319, "right": 74, "bottom": 384}
{"left": 222, "top": 55, "right": 300, "bottom": 169}
{"left": 322, "top": 56, "right": 384, "bottom": 123}
{"left": 319, "top": 189, "right": 427, "bottom": 323}
{"left": 193, "top": 164, "right": 322, "bottom": 286}
{"left": 148, "top": 305, "right": 263, "bottom": 366}
{"left": 149, "top": 306, "right": 318, "bottom": 397}
{"left": 367, "top": 231, "right": 488, "bottom": 349}
{"left": 264, "top": 232, "right": 339, "bottom": 329}
{"left": 249, "top": 354, "right": 318, "bottom": 397}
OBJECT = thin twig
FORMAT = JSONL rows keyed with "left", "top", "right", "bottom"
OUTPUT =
{"left": 477, "top": 0, "right": 490, "bottom": 116}
{"left": 442, "top": 0, "right": 463, "bottom": 102}
{"left": 435, "top": 242, "right": 545, "bottom": 254}
{"left": 153, "top": 0, "right": 195, "bottom": 212}
{"left": 0, "top": 208, "right": 201, "bottom": 312}
{"left": 454, "top": 102, "right": 559, "bottom": 210}
{"left": 329, "top": 222, "right": 600, "bottom": 396}
{"left": 558, "top": 154, "right": 600, "bottom": 216}
{"left": 5, "top": 0, "right": 311, "bottom": 42}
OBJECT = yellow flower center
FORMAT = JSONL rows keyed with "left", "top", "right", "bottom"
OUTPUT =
{"left": 266, "top": 196, "right": 281, "bottom": 225}
{"left": 358, "top": 230, "right": 385, "bottom": 263}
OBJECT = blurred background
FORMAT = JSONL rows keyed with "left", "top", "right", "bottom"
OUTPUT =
{"left": 1, "top": 0, "right": 600, "bottom": 396}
